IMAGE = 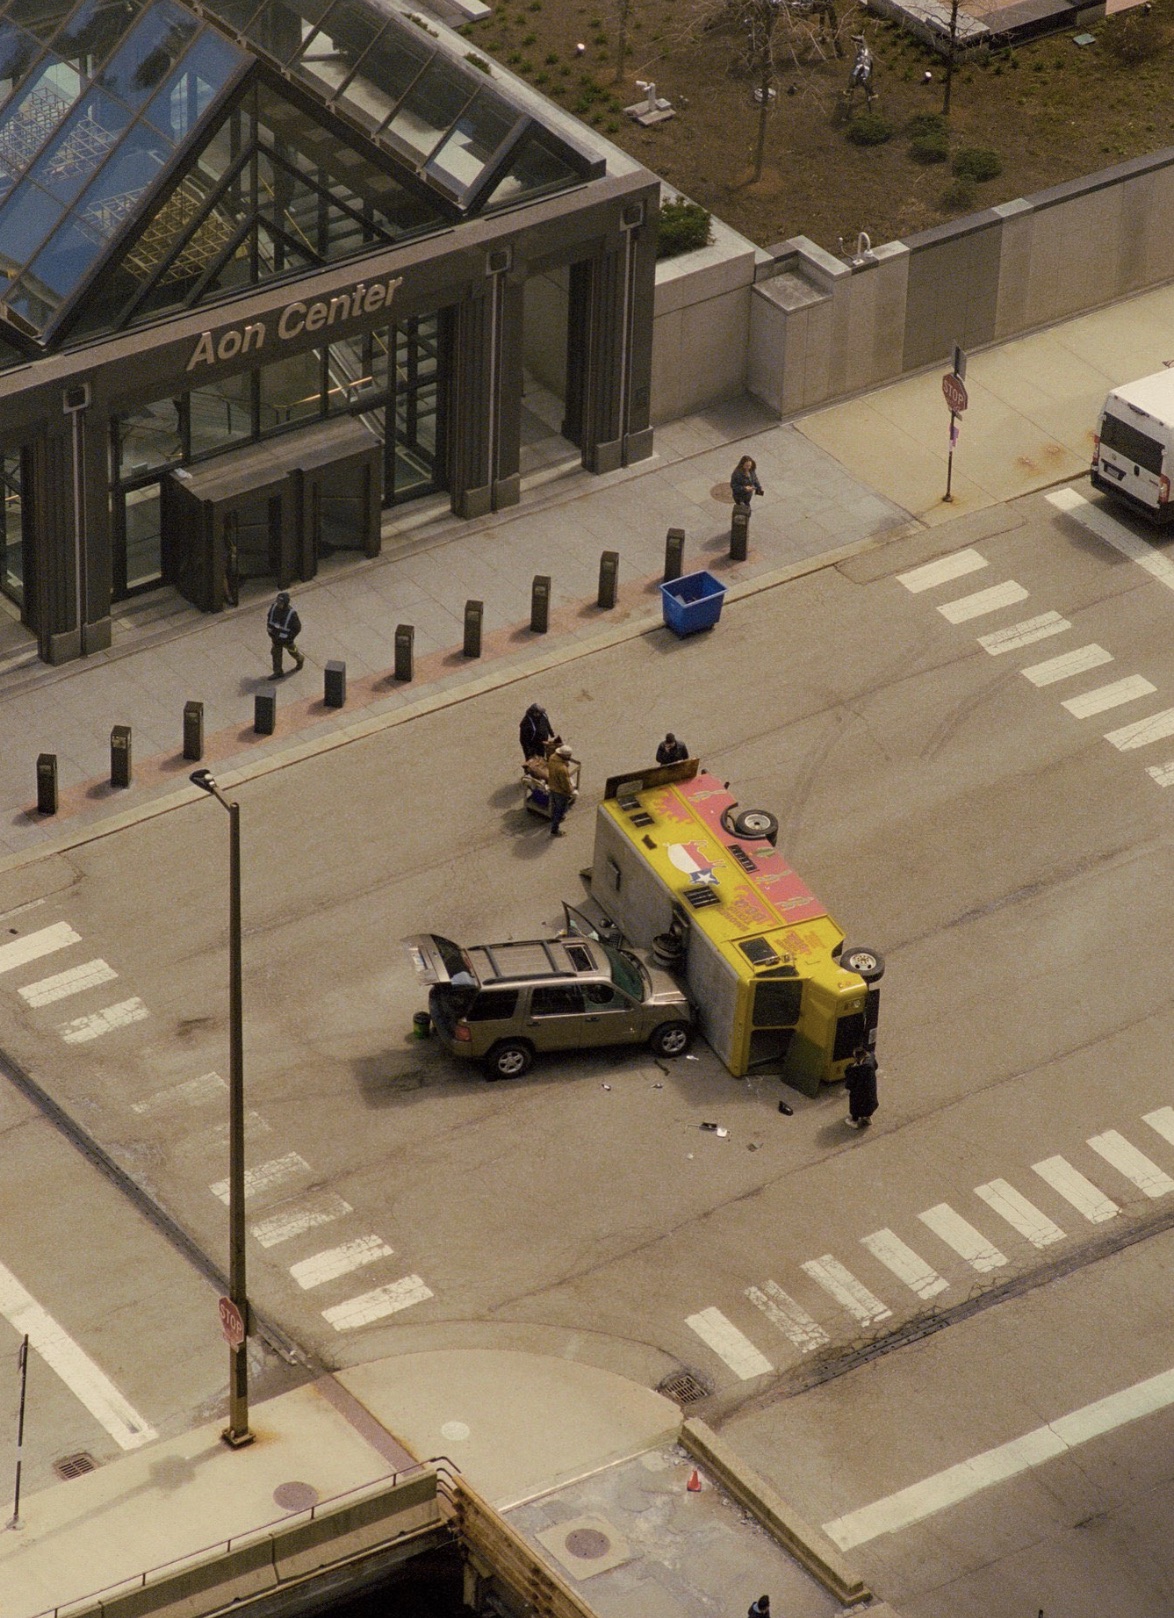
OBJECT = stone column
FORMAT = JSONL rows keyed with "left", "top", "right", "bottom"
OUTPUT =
{"left": 574, "top": 205, "right": 656, "bottom": 475}
{"left": 30, "top": 387, "right": 112, "bottom": 663}
{"left": 447, "top": 258, "right": 523, "bottom": 519}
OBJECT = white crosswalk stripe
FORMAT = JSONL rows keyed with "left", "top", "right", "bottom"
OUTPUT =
{"left": 897, "top": 550, "right": 989, "bottom": 593}
{"left": 251, "top": 1195, "right": 354, "bottom": 1248}
{"left": 291, "top": 1236, "right": 395, "bottom": 1290}
{"left": 1104, "top": 708, "right": 1174, "bottom": 751}
{"left": 977, "top": 612, "right": 1070, "bottom": 655}
{"left": 58, "top": 997, "right": 149, "bottom": 1044}
{"left": 1033, "top": 1156, "right": 1118, "bottom": 1223}
{"left": 975, "top": 1180, "right": 1065, "bottom": 1248}
{"left": 918, "top": 1205, "right": 1007, "bottom": 1272}
{"left": 1145, "top": 761, "right": 1174, "bottom": 786}
{"left": 938, "top": 581, "right": 1029, "bottom": 623}
{"left": 746, "top": 1280, "right": 829, "bottom": 1352}
{"left": 860, "top": 1230, "right": 948, "bottom": 1300}
{"left": 801, "top": 1256, "right": 891, "bottom": 1324}
{"left": 1062, "top": 676, "right": 1156, "bottom": 719}
{"left": 685, "top": 1307, "right": 774, "bottom": 1378}
{"left": 19, "top": 958, "right": 117, "bottom": 1006}
{"left": 1143, "top": 1107, "right": 1174, "bottom": 1148}
{"left": 1087, "top": 1131, "right": 1174, "bottom": 1199}
{"left": 131, "top": 1072, "right": 226, "bottom": 1114}
{"left": 0, "top": 922, "right": 81, "bottom": 975}
{"left": 210, "top": 1151, "right": 311, "bottom": 1206}
{"left": 323, "top": 1275, "right": 434, "bottom": 1332}
{"left": 1020, "top": 645, "right": 1112, "bottom": 687}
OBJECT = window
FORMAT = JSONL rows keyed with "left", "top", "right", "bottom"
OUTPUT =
{"left": 833, "top": 1012, "right": 866, "bottom": 1062}
{"left": 752, "top": 978, "right": 802, "bottom": 1029}
{"left": 466, "top": 990, "right": 518, "bottom": 1022}
{"left": 584, "top": 982, "right": 618, "bottom": 1006}
{"left": 1100, "top": 412, "right": 1163, "bottom": 475}
{"left": 604, "top": 944, "right": 643, "bottom": 1001}
{"left": 531, "top": 985, "right": 584, "bottom": 1017}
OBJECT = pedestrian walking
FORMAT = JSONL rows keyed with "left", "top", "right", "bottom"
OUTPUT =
{"left": 547, "top": 744, "right": 575, "bottom": 837}
{"left": 844, "top": 1045, "right": 878, "bottom": 1129}
{"left": 266, "top": 590, "right": 304, "bottom": 678}
{"left": 656, "top": 732, "right": 689, "bottom": 766}
{"left": 519, "top": 702, "right": 555, "bottom": 762}
{"left": 731, "top": 455, "right": 764, "bottom": 508}
{"left": 748, "top": 1597, "right": 770, "bottom": 1618}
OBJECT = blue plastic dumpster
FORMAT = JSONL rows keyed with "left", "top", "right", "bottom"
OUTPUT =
{"left": 660, "top": 570, "right": 727, "bottom": 637}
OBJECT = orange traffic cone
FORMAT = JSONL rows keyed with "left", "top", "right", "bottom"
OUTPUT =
{"left": 686, "top": 1468, "right": 702, "bottom": 1492}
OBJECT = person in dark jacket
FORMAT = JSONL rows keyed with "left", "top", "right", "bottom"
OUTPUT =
{"left": 844, "top": 1045, "right": 879, "bottom": 1129}
{"left": 546, "top": 744, "right": 575, "bottom": 837}
{"left": 266, "top": 590, "right": 304, "bottom": 677}
{"left": 748, "top": 1598, "right": 770, "bottom": 1618}
{"left": 656, "top": 732, "right": 689, "bottom": 766}
{"left": 731, "top": 455, "right": 764, "bottom": 508}
{"left": 520, "top": 703, "right": 555, "bottom": 762}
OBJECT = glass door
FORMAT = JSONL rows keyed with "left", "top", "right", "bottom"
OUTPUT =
{"left": 0, "top": 451, "right": 26, "bottom": 610}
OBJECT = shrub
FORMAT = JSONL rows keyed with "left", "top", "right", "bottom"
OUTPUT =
{"left": 940, "top": 179, "right": 976, "bottom": 211}
{"left": 952, "top": 146, "right": 1002, "bottom": 181}
{"left": 1111, "top": 10, "right": 1163, "bottom": 64}
{"left": 655, "top": 198, "right": 713, "bottom": 261}
{"left": 847, "top": 111, "right": 894, "bottom": 145}
{"left": 907, "top": 111, "right": 945, "bottom": 138}
{"left": 910, "top": 130, "right": 949, "bottom": 163}
{"left": 465, "top": 52, "right": 492, "bottom": 72}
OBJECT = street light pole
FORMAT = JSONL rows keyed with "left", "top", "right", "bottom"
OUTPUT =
{"left": 191, "top": 769, "right": 253, "bottom": 1449}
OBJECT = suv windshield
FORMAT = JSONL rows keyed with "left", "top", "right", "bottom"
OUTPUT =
{"left": 604, "top": 942, "right": 645, "bottom": 1001}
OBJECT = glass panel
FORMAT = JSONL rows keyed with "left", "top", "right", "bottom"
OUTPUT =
{"left": 116, "top": 394, "right": 182, "bottom": 477}
{"left": 482, "top": 134, "right": 580, "bottom": 210}
{"left": 55, "top": 0, "right": 147, "bottom": 67}
{"left": 23, "top": 206, "right": 104, "bottom": 296}
{"left": 426, "top": 91, "right": 515, "bottom": 195}
{"left": 0, "top": 176, "right": 62, "bottom": 272}
{"left": 0, "top": 448, "right": 23, "bottom": 606}
{"left": 0, "top": 58, "right": 83, "bottom": 186}
{"left": 295, "top": 0, "right": 381, "bottom": 93}
{"left": 241, "top": 0, "right": 331, "bottom": 64}
{"left": 328, "top": 325, "right": 387, "bottom": 409}
{"left": 0, "top": 23, "right": 41, "bottom": 97}
{"left": 188, "top": 366, "right": 251, "bottom": 454}
{"left": 337, "top": 21, "right": 427, "bottom": 121}
{"left": 26, "top": 88, "right": 130, "bottom": 203}
{"left": 198, "top": 0, "right": 261, "bottom": 35}
{"left": 98, "top": 0, "right": 198, "bottom": 109}
{"left": 122, "top": 479, "right": 162, "bottom": 586}
{"left": 259, "top": 345, "right": 320, "bottom": 429}
{"left": 383, "top": 55, "right": 471, "bottom": 161}
{"left": 3, "top": 269, "right": 53, "bottom": 323}
{"left": 5, "top": 0, "right": 72, "bottom": 42}
{"left": 144, "top": 29, "right": 244, "bottom": 140}
{"left": 73, "top": 118, "right": 173, "bottom": 242}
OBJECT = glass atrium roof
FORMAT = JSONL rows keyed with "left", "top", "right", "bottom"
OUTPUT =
{"left": 0, "top": 0, "right": 598, "bottom": 347}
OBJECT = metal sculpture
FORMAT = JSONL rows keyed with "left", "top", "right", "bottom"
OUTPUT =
{"left": 845, "top": 33, "right": 875, "bottom": 107}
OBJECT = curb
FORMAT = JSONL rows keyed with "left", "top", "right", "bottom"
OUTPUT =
{"left": 681, "top": 1417, "right": 871, "bottom": 1607}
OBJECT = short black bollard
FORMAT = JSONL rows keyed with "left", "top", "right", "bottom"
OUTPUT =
{"left": 183, "top": 700, "right": 204, "bottom": 762}
{"left": 530, "top": 575, "right": 550, "bottom": 635}
{"left": 464, "top": 599, "right": 483, "bottom": 659}
{"left": 394, "top": 623, "right": 414, "bottom": 683}
{"left": 730, "top": 505, "right": 750, "bottom": 562}
{"left": 324, "top": 660, "right": 346, "bottom": 708}
{"left": 598, "top": 550, "right": 619, "bottom": 610}
{"left": 36, "top": 753, "right": 57, "bottom": 815}
{"left": 664, "top": 528, "right": 685, "bottom": 583}
{"left": 254, "top": 686, "right": 276, "bottom": 735}
{"left": 110, "top": 725, "right": 131, "bottom": 788}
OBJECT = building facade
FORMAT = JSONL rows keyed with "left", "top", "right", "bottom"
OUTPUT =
{"left": 0, "top": 0, "right": 659, "bottom": 661}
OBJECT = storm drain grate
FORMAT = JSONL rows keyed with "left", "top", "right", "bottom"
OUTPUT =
{"left": 657, "top": 1370, "right": 712, "bottom": 1405}
{"left": 53, "top": 1451, "right": 97, "bottom": 1480}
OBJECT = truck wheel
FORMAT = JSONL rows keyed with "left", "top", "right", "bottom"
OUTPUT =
{"left": 486, "top": 1041, "right": 533, "bottom": 1080}
{"left": 650, "top": 1022, "right": 692, "bottom": 1058}
{"left": 840, "top": 946, "right": 885, "bottom": 984}
{"left": 732, "top": 808, "right": 779, "bottom": 845}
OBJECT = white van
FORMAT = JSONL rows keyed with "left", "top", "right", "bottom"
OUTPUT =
{"left": 1091, "top": 369, "right": 1174, "bottom": 524}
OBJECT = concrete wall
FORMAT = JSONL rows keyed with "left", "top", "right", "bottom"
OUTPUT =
{"left": 648, "top": 145, "right": 1174, "bottom": 426}
{"left": 522, "top": 264, "right": 569, "bottom": 397}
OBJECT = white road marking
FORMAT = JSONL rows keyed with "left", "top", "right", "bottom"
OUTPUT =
{"left": 974, "top": 1180, "right": 1065, "bottom": 1249}
{"left": 1087, "top": 1131, "right": 1174, "bottom": 1199}
{"left": 746, "top": 1280, "right": 830, "bottom": 1353}
{"left": 1146, "top": 761, "right": 1174, "bottom": 786}
{"left": 1104, "top": 708, "right": 1174, "bottom": 751}
{"left": 132, "top": 1072, "right": 227, "bottom": 1114}
{"left": 1062, "top": 676, "right": 1156, "bottom": 718}
{"left": 19, "top": 959, "right": 117, "bottom": 1006}
{"left": 685, "top": 1307, "right": 774, "bottom": 1378}
{"left": 897, "top": 550, "right": 988, "bottom": 593}
{"left": 323, "top": 1275, "right": 434, "bottom": 1331}
{"left": 823, "top": 1362, "right": 1174, "bottom": 1552}
{"left": 58, "top": 997, "right": 149, "bottom": 1044}
{"left": 0, "top": 1259, "right": 156, "bottom": 1451}
{"left": 977, "top": 612, "right": 1071, "bottom": 655}
{"left": 917, "top": 1205, "right": 1007, "bottom": 1272}
{"left": 251, "top": 1195, "right": 353, "bottom": 1248}
{"left": 290, "top": 1236, "right": 395, "bottom": 1290}
{"left": 1143, "top": 1106, "right": 1174, "bottom": 1148}
{"left": 0, "top": 922, "right": 82, "bottom": 976}
{"left": 860, "top": 1230, "right": 948, "bottom": 1300}
{"left": 1020, "top": 645, "right": 1112, "bottom": 687}
{"left": 1033, "top": 1156, "right": 1118, "bottom": 1223}
{"left": 938, "top": 581, "right": 1029, "bottom": 623}
{"left": 1047, "top": 486, "right": 1174, "bottom": 592}
{"left": 210, "top": 1151, "right": 311, "bottom": 1206}
{"left": 801, "top": 1256, "right": 892, "bottom": 1325}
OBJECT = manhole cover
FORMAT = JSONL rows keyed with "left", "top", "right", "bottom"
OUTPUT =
{"left": 564, "top": 1528, "right": 611, "bottom": 1559}
{"left": 657, "top": 1369, "right": 712, "bottom": 1405}
{"left": 273, "top": 1481, "right": 319, "bottom": 1511}
{"left": 53, "top": 1452, "right": 96, "bottom": 1481}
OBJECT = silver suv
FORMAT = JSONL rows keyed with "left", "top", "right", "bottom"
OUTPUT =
{"left": 406, "top": 905, "right": 694, "bottom": 1079}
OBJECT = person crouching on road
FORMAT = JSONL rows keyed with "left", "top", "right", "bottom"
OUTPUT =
{"left": 656, "top": 731, "right": 689, "bottom": 765}
{"left": 844, "top": 1045, "right": 879, "bottom": 1130}
{"left": 267, "top": 590, "right": 305, "bottom": 678}
{"left": 547, "top": 744, "right": 574, "bottom": 838}
{"left": 731, "top": 455, "right": 764, "bottom": 508}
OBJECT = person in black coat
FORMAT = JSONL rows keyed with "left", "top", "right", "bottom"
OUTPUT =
{"left": 731, "top": 455, "right": 764, "bottom": 508}
{"left": 266, "top": 590, "right": 304, "bottom": 678}
{"left": 656, "top": 732, "right": 689, "bottom": 766}
{"left": 520, "top": 703, "right": 555, "bottom": 762}
{"left": 748, "top": 1598, "right": 770, "bottom": 1618}
{"left": 844, "top": 1045, "right": 879, "bottom": 1129}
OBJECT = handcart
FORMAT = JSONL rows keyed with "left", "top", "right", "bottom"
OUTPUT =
{"left": 522, "top": 737, "right": 581, "bottom": 819}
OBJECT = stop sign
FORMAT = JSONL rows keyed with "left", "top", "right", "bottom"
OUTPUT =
{"left": 219, "top": 1296, "right": 246, "bottom": 1348}
{"left": 942, "top": 372, "right": 969, "bottom": 413}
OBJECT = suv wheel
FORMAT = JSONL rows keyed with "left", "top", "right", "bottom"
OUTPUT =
{"left": 650, "top": 1021, "right": 692, "bottom": 1058}
{"left": 486, "top": 1040, "right": 533, "bottom": 1080}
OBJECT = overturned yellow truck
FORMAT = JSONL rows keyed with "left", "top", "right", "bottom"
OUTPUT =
{"left": 588, "top": 760, "right": 882, "bottom": 1095}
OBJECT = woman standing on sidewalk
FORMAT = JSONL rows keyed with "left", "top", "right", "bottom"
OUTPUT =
{"left": 731, "top": 455, "right": 764, "bottom": 508}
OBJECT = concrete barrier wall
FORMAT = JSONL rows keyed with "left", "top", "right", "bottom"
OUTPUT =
{"left": 651, "top": 217, "right": 765, "bottom": 425}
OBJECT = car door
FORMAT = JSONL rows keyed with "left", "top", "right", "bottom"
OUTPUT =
{"left": 580, "top": 979, "right": 640, "bottom": 1045}
{"left": 527, "top": 983, "right": 590, "bottom": 1051}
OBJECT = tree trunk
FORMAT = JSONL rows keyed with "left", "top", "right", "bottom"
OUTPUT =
{"left": 752, "top": 62, "right": 770, "bottom": 181}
